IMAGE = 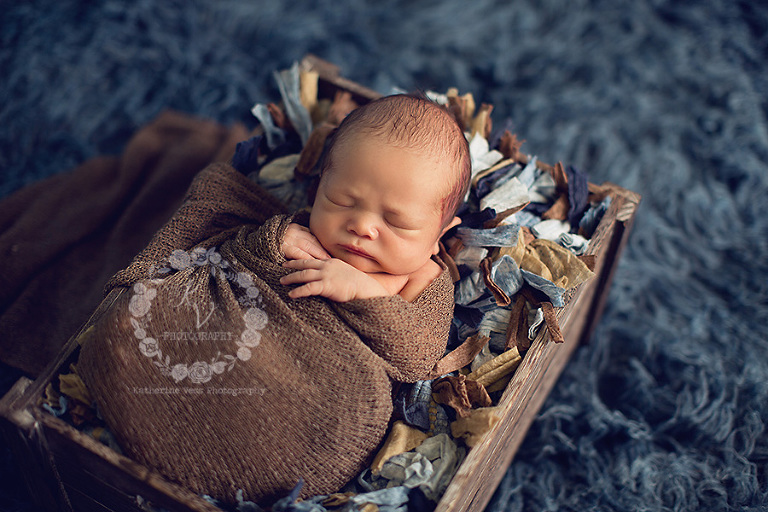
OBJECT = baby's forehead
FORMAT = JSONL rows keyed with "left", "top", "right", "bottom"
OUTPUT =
{"left": 336, "top": 129, "right": 453, "bottom": 166}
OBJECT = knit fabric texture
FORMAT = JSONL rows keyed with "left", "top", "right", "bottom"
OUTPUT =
{"left": 76, "top": 162, "right": 454, "bottom": 504}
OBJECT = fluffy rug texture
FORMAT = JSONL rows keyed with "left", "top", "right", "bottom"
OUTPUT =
{"left": 2, "top": 1, "right": 767, "bottom": 510}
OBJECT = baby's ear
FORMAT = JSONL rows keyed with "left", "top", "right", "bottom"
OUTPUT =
{"left": 442, "top": 216, "right": 462, "bottom": 235}
{"left": 433, "top": 216, "right": 462, "bottom": 254}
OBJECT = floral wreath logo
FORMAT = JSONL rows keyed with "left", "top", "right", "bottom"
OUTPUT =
{"left": 129, "top": 247, "right": 268, "bottom": 385}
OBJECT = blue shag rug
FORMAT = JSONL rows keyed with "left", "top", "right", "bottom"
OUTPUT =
{"left": 2, "top": 1, "right": 767, "bottom": 510}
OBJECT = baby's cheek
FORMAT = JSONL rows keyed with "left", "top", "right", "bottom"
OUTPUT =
{"left": 310, "top": 224, "right": 331, "bottom": 249}
{"left": 384, "top": 240, "right": 420, "bottom": 273}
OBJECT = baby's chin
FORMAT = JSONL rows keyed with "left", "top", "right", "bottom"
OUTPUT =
{"left": 342, "top": 254, "right": 426, "bottom": 278}
{"left": 333, "top": 250, "right": 384, "bottom": 274}
{"left": 329, "top": 248, "right": 397, "bottom": 275}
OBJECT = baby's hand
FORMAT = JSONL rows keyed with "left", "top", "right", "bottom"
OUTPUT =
{"left": 280, "top": 258, "right": 389, "bottom": 302}
{"left": 282, "top": 223, "right": 331, "bottom": 261}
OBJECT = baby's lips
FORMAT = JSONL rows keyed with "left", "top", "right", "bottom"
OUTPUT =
{"left": 340, "top": 244, "right": 375, "bottom": 260}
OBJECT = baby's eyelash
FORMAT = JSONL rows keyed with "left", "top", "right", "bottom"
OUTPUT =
{"left": 328, "top": 196, "right": 352, "bottom": 207}
{"left": 385, "top": 216, "right": 417, "bottom": 230}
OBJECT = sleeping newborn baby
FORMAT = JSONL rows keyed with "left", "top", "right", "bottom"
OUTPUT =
{"left": 282, "top": 94, "right": 465, "bottom": 302}
{"left": 77, "top": 94, "right": 471, "bottom": 505}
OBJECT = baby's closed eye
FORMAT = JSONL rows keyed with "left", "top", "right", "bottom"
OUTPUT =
{"left": 385, "top": 218, "right": 417, "bottom": 230}
{"left": 383, "top": 212, "right": 422, "bottom": 231}
{"left": 326, "top": 194, "right": 354, "bottom": 208}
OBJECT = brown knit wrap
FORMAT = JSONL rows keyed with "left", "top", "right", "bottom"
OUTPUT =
{"left": 76, "top": 163, "right": 454, "bottom": 504}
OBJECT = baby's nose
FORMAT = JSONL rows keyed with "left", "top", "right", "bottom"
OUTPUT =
{"left": 347, "top": 214, "right": 379, "bottom": 239}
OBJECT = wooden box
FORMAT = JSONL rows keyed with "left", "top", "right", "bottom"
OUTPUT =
{"left": 0, "top": 55, "right": 640, "bottom": 512}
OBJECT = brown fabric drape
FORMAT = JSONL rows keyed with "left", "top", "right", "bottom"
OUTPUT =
{"left": 76, "top": 162, "right": 454, "bottom": 504}
{"left": 0, "top": 111, "right": 249, "bottom": 375}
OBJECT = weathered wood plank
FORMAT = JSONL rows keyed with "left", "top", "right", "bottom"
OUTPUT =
{"left": 437, "top": 189, "right": 639, "bottom": 512}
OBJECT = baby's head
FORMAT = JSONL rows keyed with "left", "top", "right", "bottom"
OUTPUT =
{"left": 309, "top": 94, "right": 470, "bottom": 276}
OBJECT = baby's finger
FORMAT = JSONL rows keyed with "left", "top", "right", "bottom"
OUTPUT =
{"left": 280, "top": 266, "right": 323, "bottom": 286}
{"left": 287, "top": 281, "right": 325, "bottom": 299}
{"left": 283, "top": 225, "right": 331, "bottom": 260}
{"left": 305, "top": 244, "right": 331, "bottom": 260}
{"left": 282, "top": 259, "right": 325, "bottom": 270}
{"left": 282, "top": 245, "right": 313, "bottom": 261}
{"left": 293, "top": 236, "right": 331, "bottom": 260}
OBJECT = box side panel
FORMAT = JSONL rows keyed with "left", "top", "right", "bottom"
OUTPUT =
{"left": 65, "top": 485, "right": 127, "bottom": 512}
{"left": 436, "top": 278, "right": 598, "bottom": 512}
{"left": 0, "top": 377, "right": 73, "bottom": 512}
{"left": 302, "top": 54, "right": 381, "bottom": 104}
{"left": 578, "top": 189, "right": 641, "bottom": 345}
{"left": 41, "top": 414, "right": 221, "bottom": 512}
{"left": 437, "top": 190, "right": 638, "bottom": 512}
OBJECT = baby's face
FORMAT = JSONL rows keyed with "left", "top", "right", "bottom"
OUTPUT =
{"left": 310, "top": 134, "right": 455, "bottom": 276}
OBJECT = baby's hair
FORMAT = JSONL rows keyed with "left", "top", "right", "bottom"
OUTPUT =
{"left": 319, "top": 94, "right": 471, "bottom": 227}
